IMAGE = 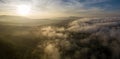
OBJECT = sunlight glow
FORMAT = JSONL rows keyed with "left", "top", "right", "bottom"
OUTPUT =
{"left": 17, "top": 5, "right": 31, "bottom": 16}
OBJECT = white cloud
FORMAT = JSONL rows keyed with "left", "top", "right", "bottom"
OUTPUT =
{"left": 0, "top": 0, "right": 108, "bottom": 16}
{"left": 41, "top": 26, "right": 68, "bottom": 38}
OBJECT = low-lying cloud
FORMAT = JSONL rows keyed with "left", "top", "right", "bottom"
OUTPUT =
{"left": 34, "top": 17, "right": 120, "bottom": 59}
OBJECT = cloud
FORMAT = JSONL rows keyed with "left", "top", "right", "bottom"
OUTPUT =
{"left": 0, "top": 0, "right": 113, "bottom": 17}
{"left": 32, "top": 17, "right": 120, "bottom": 59}
{"left": 40, "top": 26, "right": 68, "bottom": 38}
{"left": 68, "top": 17, "right": 120, "bottom": 32}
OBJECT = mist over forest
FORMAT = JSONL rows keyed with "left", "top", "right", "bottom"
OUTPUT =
{"left": 0, "top": 16, "right": 120, "bottom": 59}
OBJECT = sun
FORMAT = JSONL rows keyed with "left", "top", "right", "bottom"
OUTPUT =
{"left": 17, "top": 5, "right": 31, "bottom": 16}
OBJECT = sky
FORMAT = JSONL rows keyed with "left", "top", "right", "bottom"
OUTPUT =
{"left": 0, "top": 0, "right": 120, "bottom": 18}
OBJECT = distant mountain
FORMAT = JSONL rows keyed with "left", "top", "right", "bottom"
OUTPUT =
{"left": 0, "top": 15, "right": 33, "bottom": 23}
{"left": 0, "top": 15, "right": 81, "bottom": 26}
{"left": 0, "top": 15, "right": 54, "bottom": 26}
